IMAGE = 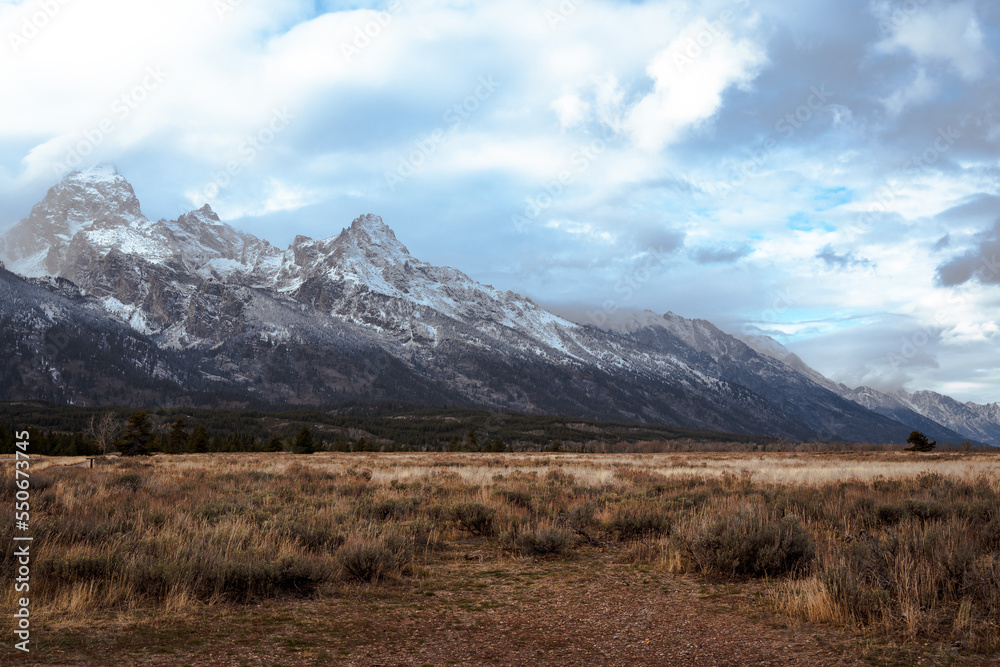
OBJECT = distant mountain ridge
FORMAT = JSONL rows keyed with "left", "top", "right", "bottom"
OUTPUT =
{"left": 0, "top": 166, "right": 996, "bottom": 445}
{"left": 736, "top": 332, "right": 1000, "bottom": 445}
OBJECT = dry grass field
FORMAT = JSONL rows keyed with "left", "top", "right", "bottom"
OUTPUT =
{"left": 2, "top": 450, "right": 999, "bottom": 666}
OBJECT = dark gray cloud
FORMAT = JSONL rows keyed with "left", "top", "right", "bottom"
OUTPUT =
{"left": 815, "top": 244, "right": 872, "bottom": 269}
{"left": 787, "top": 310, "right": 1000, "bottom": 404}
{"left": 932, "top": 234, "right": 950, "bottom": 250}
{"left": 936, "top": 219, "right": 1000, "bottom": 285}
{"left": 787, "top": 313, "right": 942, "bottom": 393}
{"left": 632, "top": 226, "right": 686, "bottom": 254}
{"left": 691, "top": 244, "right": 750, "bottom": 264}
{"left": 935, "top": 194, "right": 1000, "bottom": 224}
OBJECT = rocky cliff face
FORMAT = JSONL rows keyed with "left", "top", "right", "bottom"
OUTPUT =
{"left": 1, "top": 167, "right": 996, "bottom": 444}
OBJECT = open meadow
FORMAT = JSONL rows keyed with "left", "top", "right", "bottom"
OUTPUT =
{"left": 3, "top": 450, "right": 999, "bottom": 666}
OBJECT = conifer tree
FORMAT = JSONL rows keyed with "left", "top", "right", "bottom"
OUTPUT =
{"left": 168, "top": 419, "right": 189, "bottom": 454}
{"left": 292, "top": 426, "right": 316, "bottom": 454}
{"left": 905, "top": 431, "right": 936, "bottom": 452}
{"left": 264, "top": 434, "right": 284, "bottom": 452}
{"left": 189, "top": 424, "right": 210, "bottom": 453}
{"left": 119, "top": 411, "right": 153, "bottom": 456}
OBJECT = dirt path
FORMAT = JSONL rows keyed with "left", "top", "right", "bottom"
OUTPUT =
{"left": 0, "top": 456, "right": 92, "bottom": 471}
{"left": 7, "top": 548, "right": 983, "bottom": 666}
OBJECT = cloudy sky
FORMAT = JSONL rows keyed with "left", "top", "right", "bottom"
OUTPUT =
{"left": 1, "top": 0, "right": 999, "bottom": 403}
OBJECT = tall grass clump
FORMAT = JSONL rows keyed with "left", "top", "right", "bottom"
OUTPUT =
{"left": 336, "top": 530, "right": 412, "bottom": 582}
{"left": 778, "top": 473, "right": 1000, "bottom": 652}
{"left": 671, "top": 499, "right": 814, "bottom": 577}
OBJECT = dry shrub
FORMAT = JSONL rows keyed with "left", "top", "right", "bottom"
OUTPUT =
{"left": 544, "top": 469, "right": 575, "bottom": 486}
{"left": 278, "top": 516, "right": 344, "bottom": 551}
{"left": 109, "top": 472, "right": 145, "bottom": 492}
{"left": 606, "top": 502, "right": 671, "bottom": 540}
{"left": 515, "top": 521, "right": 573, "bottom": 556}
{"left": 409, "top": 519, "right": 445, "bottom": 552}
{"left": 781, "top": 484, "right": 1000, "bottom": 652}
{"left": 2, "top": 473, "right": 54, "bottom": 497}
{"left": 337, "top": 531, "right": 411, "bottom": 582}
{"left": 673, "top": 501, "right": 814, "bottom": 577}
{"left": 369, "top": 496, "right": 419, "bottom": 521}
{"left": 494, "top": 486, "right": 534, "bottom": 509}
{"left": 35, "top": 530, "right": 331, "bottom": 603}
{"left": 449, "top": 502, "right": 496, "bottom": 536}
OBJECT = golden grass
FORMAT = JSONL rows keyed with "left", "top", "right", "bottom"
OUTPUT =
{"left": 2, "top": 450, "right": 998, "bottom": 653}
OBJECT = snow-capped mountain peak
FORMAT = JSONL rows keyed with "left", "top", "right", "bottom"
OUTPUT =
{"left": 66, "top": 163, "right": 125, "bottom": 184}
{"left": 60, "top": 165, "right": 143, "bottom": 220}
{"left": 185, "top": 204, "right": 223, "bottom": 225}
{"left": 338, "top": 214, "right": 413, "bottom": 262}
{"left": 2, "top": 169, "right": 997, "bottom": 446}
{"left": 0, "top": 164, "right": 145, "bottom": 277}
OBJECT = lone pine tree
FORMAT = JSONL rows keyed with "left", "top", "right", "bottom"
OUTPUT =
{"left": 905, "top": 430, "right": 936, "bottom": 452}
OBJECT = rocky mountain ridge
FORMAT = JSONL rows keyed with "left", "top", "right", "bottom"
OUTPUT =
{"left": 736, "top": 331, "right": 1000, "bottom": 445}
{"left": 1, "top": 166, "right": 996, "bottom": 444}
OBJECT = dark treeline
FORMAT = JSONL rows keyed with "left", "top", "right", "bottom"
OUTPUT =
{"left": 0, "top": 416, "right": 520, "bottom": 456}
{"left": 3, "top": 401, "right": 986, "bottom": 457}
{"left": 0, "top": 401, "right": 794, "bottom": 456}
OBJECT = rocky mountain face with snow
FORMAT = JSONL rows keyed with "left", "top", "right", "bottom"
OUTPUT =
{"left": 1, "top": 167, "right": 997, "bottom": 444}
{"left": 736, "top": 332, "right": 1000, "bottom": 446}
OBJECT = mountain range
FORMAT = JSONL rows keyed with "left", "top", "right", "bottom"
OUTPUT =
{"left": 1, "top": 166, "right": 997, "bottom": 445}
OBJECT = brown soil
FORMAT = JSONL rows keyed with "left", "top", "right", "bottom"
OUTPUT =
{"left": 3, "top": 548, "right": 989, "bottom": 667}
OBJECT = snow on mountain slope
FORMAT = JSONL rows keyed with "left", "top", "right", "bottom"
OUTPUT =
{"left": 0, "top": 165, "right": 145, "bottom": 277}
{"left": 736, "top": 331, "right": 846, "bottom": 394}
{"left": 589, "top": 310, "right": 934, "bottom": 444}
{"left": 2, "top": 170, "right": 597, "bottom": 372}
{"left": 734, "top": 331, "right": 999, "bottom": 445}
{"left": 261, "top": 214, "right": 583, "bottom": 353}
{"left": 4, "top": 167, "right": 995, "bottom": 443}
{"left": 905, "top": 390, "right": 1000, "bottom": 446}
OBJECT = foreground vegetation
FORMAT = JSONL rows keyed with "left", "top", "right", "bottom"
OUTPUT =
{"left": 2, "top": 451, "right": 999, "bottom": 664}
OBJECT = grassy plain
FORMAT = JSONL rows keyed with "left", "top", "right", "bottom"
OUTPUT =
{"left": 2, "top": 450, "right": 999, "bottom": 666}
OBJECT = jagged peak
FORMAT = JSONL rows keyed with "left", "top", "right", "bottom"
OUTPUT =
{"left": 196, "top": 203, "right": 219, "bottom": 220}
{"left": 27, "top": 163, "right": 144, "bottom": 226}
{"left": 342, "top": 214, "right": 411, "bottom": 256}
{"left": 351, "top": 212, "right": 387, "bottom": 231}
{"left": 63, "top": 163, "right": 124, "bottom": 185}
{"left": 177, "top": 203, "right": 223, "bottom": 225}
